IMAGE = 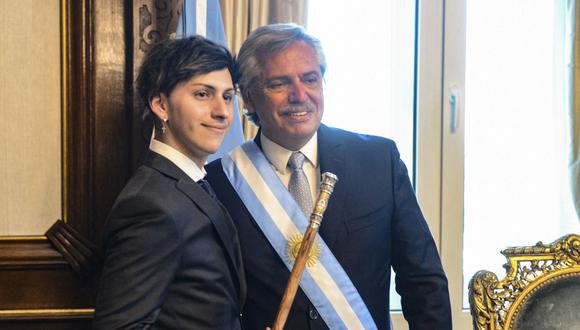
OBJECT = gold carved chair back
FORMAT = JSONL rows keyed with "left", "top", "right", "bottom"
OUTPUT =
{"left": 468, "top": 234, "right": 580, "bottom": 330}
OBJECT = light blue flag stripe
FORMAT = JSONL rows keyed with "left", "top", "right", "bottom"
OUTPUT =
{"left": 222, "top": 142, "right": 378, "bottom": 329}
{"left": 221, "top": 149, "right": 348, "bottom": 329}
{"left": 177, "top": 0, "right": 245, "bottom": 162}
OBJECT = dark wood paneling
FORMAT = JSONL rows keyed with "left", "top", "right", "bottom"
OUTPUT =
{"left": 63, "top": 0, "right": 94, "bottom": 241}
{"left": 0, "top": 268, "right": 95, "bottom": 309}
{"left": 91, "top": 0, "right": 132, "bottom": 243}
{"left": 64, "top": 0, "right": 132, "bottom": 244}
{"left": 0, "top": 240, "right": 96, "bottom": 310}
{"left": 0, "top": 240, "right": 63, "bottom": 268}
{"left": 1, "top": 1, "right": 184, "bottom": 328}
{"left": 0, "top": 239, "right": 95, "bottom": 327}
{"left": 1, "top": 0, "right": 131, "bottom": 328}
{"left": 0, "top": 319, "right": 92, "bottom": 330}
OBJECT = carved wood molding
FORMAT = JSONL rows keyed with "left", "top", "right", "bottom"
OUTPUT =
{"left": 136, "top": 0, "right": 183, "bottom": 54}
{"left": 63, "top": 0, "right": 132, "bottom": 243}
{"left": 61, "top": 0, "right": 93, "bottom": 240}
{"left": 45, "top": 220, "right": 101, "bottom": 277}
{"left": 0, "top": 309, "right": 93, "bottom": 321}
{"left": 0, "top": 239, "right": 66, "bottom": 269}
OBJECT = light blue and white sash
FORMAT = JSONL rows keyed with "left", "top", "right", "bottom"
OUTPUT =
{"left": 221, "top": 141, "right": 377, "bottom": 330}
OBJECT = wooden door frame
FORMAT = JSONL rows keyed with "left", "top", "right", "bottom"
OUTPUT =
{"left": 0, "top": 1, "right": 183, "bottom": 328}
{"left": 0, "top": 0, "right": 130, "bottom": 326}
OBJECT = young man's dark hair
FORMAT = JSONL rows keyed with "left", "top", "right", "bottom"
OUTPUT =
{"left": 136, "top": 35, "right": 236, "bottom": 130}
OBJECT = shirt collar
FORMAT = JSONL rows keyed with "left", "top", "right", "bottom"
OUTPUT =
{"left": 261, "top": 131, "right": 318, "bottom": 174}
{"left": 150, "top": 139, "right": 206, "bottom": 182}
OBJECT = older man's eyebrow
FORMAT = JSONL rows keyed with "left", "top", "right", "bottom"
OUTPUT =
{"left": 264, "top": 76, "right": 291, "bottom": 83}
{"left": 301, "top": 71, "right": 321, "bottom": 78}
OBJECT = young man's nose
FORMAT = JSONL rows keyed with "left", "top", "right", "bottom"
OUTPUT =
{"left": 212, "top": 98, "right": 231, "bottom": 119}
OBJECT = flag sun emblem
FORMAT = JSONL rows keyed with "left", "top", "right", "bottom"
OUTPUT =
{"left": 286, "top": 233, "right": 321, "bottom": 268}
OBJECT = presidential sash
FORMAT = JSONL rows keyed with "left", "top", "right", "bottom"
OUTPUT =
{"left": 221, "top": 141, "right": 377, "bottom": 330}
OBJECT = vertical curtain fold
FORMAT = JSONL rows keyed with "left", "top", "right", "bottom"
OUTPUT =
{"left": 219, "top": 0, "right": 308, "bottom": 140}
{"left": 269, "top": 0, "right": 309, "bottom": 24}
{"left": 570, "top": 0, "right": 580, "bottom": 220}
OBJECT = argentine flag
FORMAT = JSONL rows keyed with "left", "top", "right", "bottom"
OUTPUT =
{"left": 177, "top": 0, "right": 245, "bottom": 162}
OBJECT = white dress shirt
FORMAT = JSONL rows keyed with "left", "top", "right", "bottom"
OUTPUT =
{"left": 260, "top": 132, "right": 320, "bottom": 203}
{"left": 149, "top": 139, "right": 206, "bottom": 182}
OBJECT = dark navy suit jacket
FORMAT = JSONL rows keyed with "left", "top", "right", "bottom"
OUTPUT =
{"left": 94, "top": 151, "right": 246, "bottom": 330}
{"left": 206, "top": 124, "right": 451, "bottom": 330}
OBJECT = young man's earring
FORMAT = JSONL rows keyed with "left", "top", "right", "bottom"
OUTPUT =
{"left": 161, "top": 118, "right": 167, "bottom": 134}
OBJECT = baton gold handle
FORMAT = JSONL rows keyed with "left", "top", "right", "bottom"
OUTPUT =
{"left": 272, "top": 172, "right": 338, "bottom": 330}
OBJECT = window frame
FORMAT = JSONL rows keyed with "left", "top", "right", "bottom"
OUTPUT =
{"left": 435, "top": 1, "right": 574, "bottom": 328}
{"left": 390, "top": 0, "right": 474, "bottom": 328}
{"left": 437, "top": 0, "right": 472, "bottom": 327}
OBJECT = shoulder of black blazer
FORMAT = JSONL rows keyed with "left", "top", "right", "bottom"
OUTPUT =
{"left": 143, "top": 151, "right": 245, "bottom": 302}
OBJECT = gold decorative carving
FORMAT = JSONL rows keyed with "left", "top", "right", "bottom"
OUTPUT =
{"left": 468, "top": 234, "right": 580, "bottom": 330}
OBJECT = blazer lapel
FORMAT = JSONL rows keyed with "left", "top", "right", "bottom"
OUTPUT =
{"left": 176, "top": 179, "right": 246, "bottom": 304}
{"left": 176, "top": 179, "right": 237, "bottom": 259}
{"left": 145, "top": 152, "right": 245, "bottom": 297}
{"left": 317, "top": 125, "right": 348, "bottom": 250}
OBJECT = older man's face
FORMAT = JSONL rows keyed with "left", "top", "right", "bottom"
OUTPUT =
{"left": 247, "top": 40, "right": 324, "bottom": 151}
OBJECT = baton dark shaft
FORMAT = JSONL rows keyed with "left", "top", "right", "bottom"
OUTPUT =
{"left": 272, "top": 172, "right": 338, "bottom": 330}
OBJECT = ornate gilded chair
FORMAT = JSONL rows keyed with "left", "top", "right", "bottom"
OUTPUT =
{"left": 468, "top": 234, "right": 580, "bottom": 330}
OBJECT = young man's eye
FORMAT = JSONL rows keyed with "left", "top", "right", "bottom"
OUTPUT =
{"left": 223, "top": 92, "right": 234, "bottom": 103}
{"left": 194, "top": 90, "right": 210, "bottom": 99}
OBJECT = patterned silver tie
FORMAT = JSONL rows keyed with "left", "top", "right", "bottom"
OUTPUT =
{"left": 288, "top": 152, "right": 314, "bottom": 216}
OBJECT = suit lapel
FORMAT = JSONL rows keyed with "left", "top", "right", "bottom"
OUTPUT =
{"left": 145, "top": 152, "right": 245, "bottom": 298}
{"left": 176, "top": 179, "right": 246, "bottom": 304}
{"left": 317, "top": 125, "right": 348, "bottom": 249}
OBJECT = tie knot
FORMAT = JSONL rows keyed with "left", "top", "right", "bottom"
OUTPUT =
{"left": 288, "top": 152, "right": 306, "bottom": 170}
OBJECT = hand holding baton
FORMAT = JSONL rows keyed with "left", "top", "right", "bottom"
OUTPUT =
{"left": 271, "top": 172, "right": 339, "bottom": 330}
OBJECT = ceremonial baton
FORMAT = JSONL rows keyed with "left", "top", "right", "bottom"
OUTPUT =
{"left": 272, "top": 172, "right": 339, "bottom": 330}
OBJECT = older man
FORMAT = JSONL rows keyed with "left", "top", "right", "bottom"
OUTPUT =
{"left": 206, "top": 23, "right": 451, "bottom": 330}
